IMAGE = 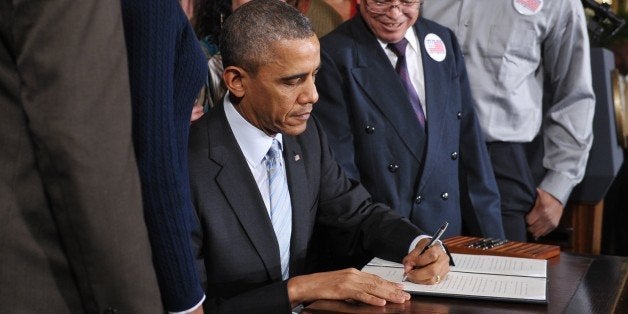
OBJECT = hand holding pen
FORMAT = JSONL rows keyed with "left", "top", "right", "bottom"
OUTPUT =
{"left": 402, "top": 222, "right": 450, "bottom": 283}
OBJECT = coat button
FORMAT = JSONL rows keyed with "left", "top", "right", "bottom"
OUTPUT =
{"left": 457, "top": 111, "right": 462, "bottom": 119}
{"left": 441, "top": 192, "right": 449, "bottom": 200}
{"left": 104, "top": 308, "right": 118, "bottom": 314}
{"left": 388, "top": 163, "right": 399, "bottom": 172}
{"left": 451, "top": 152, "right": 458, "bottom": 160}
{"left": 414, "top": 195, "right": 423, "bottom": 204}
{"left": 365, "top": 125, "right": 375, "bottom": 134}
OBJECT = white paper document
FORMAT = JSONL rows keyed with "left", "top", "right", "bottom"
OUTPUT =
{"left": 363, "top": 253, "right": 548, "bottom": 303}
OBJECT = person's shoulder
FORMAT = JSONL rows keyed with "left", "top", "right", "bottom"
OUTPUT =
{"left": 417, "top": 17, "right": 453, "bottom": 37}
{"left": 189, "top": 104, "right": 225, "bottom": 149}
{"left": 293, "top": 117, "right": 328, "bottom": 152}
{"left": 319, "top": 16, "right": 362, "bottom": 47}
{"left": 416, "top": 17, "right": 461, "bottom": 51}
{"left": 299, "top": 115, "right": 322, "bottom": 137}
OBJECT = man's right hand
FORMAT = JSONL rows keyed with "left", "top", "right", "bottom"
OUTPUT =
{"left": 526, "top": 188, "right": 564, "bottom": 239}
{"left": 286, "top": 268, "right": 410, "bottom": 308}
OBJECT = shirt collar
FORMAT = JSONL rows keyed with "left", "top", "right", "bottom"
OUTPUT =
{"left": 224, "top": 93, "right": 283, "bottom": 169}
{"left": 377, "top": 27, "right": 419, "bottom": 54}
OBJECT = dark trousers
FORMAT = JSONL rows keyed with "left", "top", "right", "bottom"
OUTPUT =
{"left": 486, "top": 141, "right": 545, "bottom": 241}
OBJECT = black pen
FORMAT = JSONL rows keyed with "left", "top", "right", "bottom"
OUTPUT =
{"left": 403, "top": 221, "right": 449, "bottom": 281}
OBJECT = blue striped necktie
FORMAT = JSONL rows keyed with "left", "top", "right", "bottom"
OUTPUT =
{"left": 266, "top": 139, "right": 292, "bottom": 280}
{"left": 388, "top": 38, "right": 426, "bottom": 128}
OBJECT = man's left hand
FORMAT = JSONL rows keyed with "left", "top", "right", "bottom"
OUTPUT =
{"left": 525, "top": 188, "right": 564, "bottom": 239}
{"left": 401, "top": 238, "right": 450, "bottom": 284}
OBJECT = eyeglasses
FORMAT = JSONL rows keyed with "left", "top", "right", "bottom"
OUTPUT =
{"left": 364, "top": 0, "right": 423, "bottom": 15}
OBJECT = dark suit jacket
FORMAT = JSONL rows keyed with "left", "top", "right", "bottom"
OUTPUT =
{"left": 188, "top": 102, "right": 423, "bottom": 313}
{"left": 0, "top": 0, "right": 161, "bottom": 312}
{"left": 313, "top": 14, "right": 504, "bottom": 242}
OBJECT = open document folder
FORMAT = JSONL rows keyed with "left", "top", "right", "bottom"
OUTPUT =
{"left": 363, "top": 253, "right": 548, "bottom": 304}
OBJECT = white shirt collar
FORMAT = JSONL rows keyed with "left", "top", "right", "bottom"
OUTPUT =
{"left": 377, "top": 27, "right": 419, "bottom": 54}
{"left": 224, "top": 93, "right": 283, "bottom": 169}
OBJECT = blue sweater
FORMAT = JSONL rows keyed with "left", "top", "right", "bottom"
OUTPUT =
{"left": 121, "top": 1, "right": 206, "bottom": 311}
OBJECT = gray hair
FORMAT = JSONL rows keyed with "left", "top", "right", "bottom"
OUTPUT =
{"left": 220, "top": 0, "right": 314, "bottom": 73}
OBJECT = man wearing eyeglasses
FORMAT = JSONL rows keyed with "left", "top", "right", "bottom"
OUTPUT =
{"left": 313, "top": 0, "right": 504, "bottom": 268}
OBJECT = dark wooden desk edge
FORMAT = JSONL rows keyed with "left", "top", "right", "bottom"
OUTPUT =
{"left": 564, "top": 253, "right": 628, "bottom": 313}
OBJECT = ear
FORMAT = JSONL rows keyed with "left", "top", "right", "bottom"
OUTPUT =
{"left": 223, "top": 66, "right": 247, "bottom": 98}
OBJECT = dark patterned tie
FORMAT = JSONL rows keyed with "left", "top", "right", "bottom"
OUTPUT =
{"left": 388, "top": 38, "right": 426, "bottom": 128}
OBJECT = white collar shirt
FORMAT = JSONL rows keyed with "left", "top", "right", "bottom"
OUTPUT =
{"left": 224, "top": 93, "right": 284, "bottom": 214}
{"left": 378, "top": 26, "right": 427, "bottom": 119}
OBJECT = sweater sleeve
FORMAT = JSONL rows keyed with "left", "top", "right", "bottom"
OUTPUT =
{"left": 121, "top": 0, "right": 206, "bottom": 311}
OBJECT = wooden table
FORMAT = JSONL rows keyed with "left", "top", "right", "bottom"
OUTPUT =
{"left": 303, "top": 253, "right": 628, "bottom": 313}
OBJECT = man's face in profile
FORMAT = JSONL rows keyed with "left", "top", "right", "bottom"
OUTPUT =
{"left": 235, "top": 35, "right": 321, "bottom": 136}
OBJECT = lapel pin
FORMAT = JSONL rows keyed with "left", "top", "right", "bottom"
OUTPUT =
{"left": 294, "top": 154, "right": 301, "bottom": 162}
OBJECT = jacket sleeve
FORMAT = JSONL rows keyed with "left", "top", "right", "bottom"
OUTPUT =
{"left": 121, "top": 0, "right": 205, "bottom": 311}
{"left": 6, "top": 0, "right": 163, "bottom": 312}
{"left": 538, "top": 0, "right": 595, "bottom": 204}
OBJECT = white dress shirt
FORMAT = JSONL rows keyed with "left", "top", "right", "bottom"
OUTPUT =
{"left": 224, "top": 94, "right": 284, "bottom": 214}
{"left": 378, "top": 27, "right": 427, "bottom": 119}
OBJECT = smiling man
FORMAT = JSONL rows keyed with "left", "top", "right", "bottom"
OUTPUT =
{"left": 312, "top": 0, "right": 504, "bottom": 268}
{"left": 187, "top": 0, "right": 450, "bottom": 312}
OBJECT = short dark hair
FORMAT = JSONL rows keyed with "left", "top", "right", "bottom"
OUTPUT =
{"left": 220, "top": 0, "right": 314, "bottom": 73}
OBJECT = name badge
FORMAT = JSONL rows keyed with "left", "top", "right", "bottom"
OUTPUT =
{"left": 514, "top": 0, "right": 543, "bottom": 15}
{"left": 424, "top": 33, "right": 446, "bottom": 62}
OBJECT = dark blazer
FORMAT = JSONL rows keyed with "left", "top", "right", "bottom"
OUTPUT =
{"left": 0, "top": 0, "right": 161, "bottom": 312}
{"left": 313, "top": 14, "right": 504, "bottom": 241}
{"left": 188, "top": 102, "right": 423, "bottom": 313}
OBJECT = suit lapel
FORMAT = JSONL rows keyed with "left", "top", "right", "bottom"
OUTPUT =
{"left": 282, "top": 135, "right": 310, "bottom": 276}
{"left": 415, "top": 20, "right": 450, "bottom": 190}
{"left": 208, "top": 105, "right": 282, "bottom": 281}
{"left": 349, "top": 16, "right": 425, "bottom": 163}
